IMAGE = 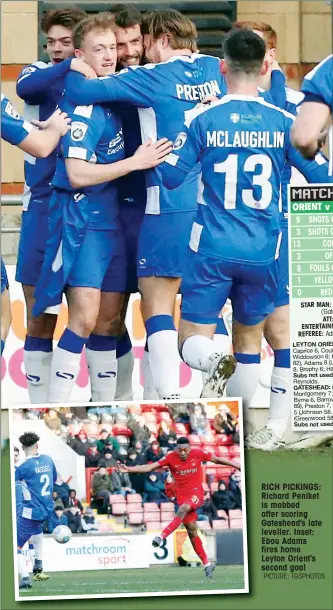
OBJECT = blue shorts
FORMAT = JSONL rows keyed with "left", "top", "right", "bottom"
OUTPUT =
{"left": 17, "top": 516, "right": 43, "bottom": 548}
{"left": 118, "top": 204, "right": 144, "bottom": 293}
{"left": 67, "top": 224, "right": 127, "bottom": 293}
{"left": 137, "top": 210, "right": 196, "bottom": 278}
{"left": 181, "top": 249, "right": 279, "bottom": 326}
{"left": 1, "top": 258, "right": 9, "bottom": 293}
{"left": 274, "top": 224, "right": 289, "bottom": 307}
{"left": 16, "top": 203, "right": 49, "bottom": 286}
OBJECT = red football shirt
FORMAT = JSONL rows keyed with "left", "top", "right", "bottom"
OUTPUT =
{"left": 157, "top": 448, "right": 212, "bottom": 496}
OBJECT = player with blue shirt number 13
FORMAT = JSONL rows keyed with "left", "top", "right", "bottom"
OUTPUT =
{"left": 161, "top": 28, "right": 331, "bottom": 417}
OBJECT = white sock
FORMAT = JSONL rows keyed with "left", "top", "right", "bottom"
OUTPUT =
{"left": 48, "top": 329, "right": 87, "bottom": 403}
{"left": 28, "top": 543, "right": 35, "bottom": 567}
{"left": 30, "top": 534, "right": 43, "bottom": 562}
{"left": 181, "top": 335, "right": 217, "bottom": 372}
{"left": 24, "top": 350, "right": 53, "bottom": 404}
{"left": 202, "top": 330, "right": 231, "bottom": 384}
{"left": 17, "top": 551, "right": 29, "bottom": 580}
{"left": 115, "top": 351, "right": 134, "bottom": 400}
{"left": 146, "top": 315, "right": 180, "bottom": 399}
{"left": 267, "top": 367, "right": 291, "bottom": 439}
{"left": 226, "top": 356, "right": 261, "bottom": 412}
{"left": 142, "top": 346, "right": 159, "bottom": 399}
{"left": 86, "top": 334, "right": 118, "bottom": 402}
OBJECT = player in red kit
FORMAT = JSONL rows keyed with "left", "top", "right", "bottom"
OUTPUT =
{"left": 119, "top": 436, "right": 241, "bottom": 578}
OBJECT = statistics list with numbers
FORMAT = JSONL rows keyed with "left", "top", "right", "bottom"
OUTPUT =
{"left": 289, "top": 185, "right": 333, "bottom": 432}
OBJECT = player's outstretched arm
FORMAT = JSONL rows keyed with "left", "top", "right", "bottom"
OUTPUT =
{"left": 21, "top": 109, "right": 71, "bottom": 157}
{"left": 291, "top": 102, "right": 330, "bottom": 159}
{"left": 16, "top": 59, "right": 73, "bottom": 103}
{"left": 210, "top": 455, "right": 241, "bottom": 471}
{"left": 65, "top": 138, "right": 172, "bottom": 189}
{"left": 118, "top": 462, "right": 160, "bottom": 475}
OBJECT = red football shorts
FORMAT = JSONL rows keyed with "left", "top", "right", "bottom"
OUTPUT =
{"left": 177, "top": 491, "right": 204, "bottom": 524}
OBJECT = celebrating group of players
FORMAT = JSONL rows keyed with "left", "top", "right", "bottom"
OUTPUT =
{"left": 1, "top": 5, "right": 333, "bottom": 452}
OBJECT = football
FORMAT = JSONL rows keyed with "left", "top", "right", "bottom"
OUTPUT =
{"left": 53, "top": 525, "right": 72, "bottom": 544}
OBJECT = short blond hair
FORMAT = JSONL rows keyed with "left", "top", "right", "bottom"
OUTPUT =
{"left": 142, "top": 9, "right": 197, "bottom": 52}
{"left": 73, "top": 12, "right": 116, "bottom": 49}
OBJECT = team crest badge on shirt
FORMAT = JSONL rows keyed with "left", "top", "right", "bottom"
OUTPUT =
{"left": 71, "top": 121, "right": 88, "bottom": 142}
{"left": 173, "top": 132, "right": 187, "bottom": 150}
{"left": 5, "top": 101, "right": 20, "bottom": 120}
{"left": 230, "top": 113, "right": 240, "bottom": 123}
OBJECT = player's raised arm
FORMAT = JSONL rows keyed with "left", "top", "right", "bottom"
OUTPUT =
{"left": 285, "top": 116, "right": 332, "bottom": 182}
{"left": 118, "top": 461, "right": 161, "bottom": 474}
{"left": 209, "top": 454, "right": 241, "bottom": 471}
{"left": 17, "top": 60, "right": 72, "bottom": 104}
{"left": 67, "top": 57, "right": 158, "bottom": 107}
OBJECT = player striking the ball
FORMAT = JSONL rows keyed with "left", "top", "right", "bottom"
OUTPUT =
{"left": 15, "top": 432, "right": 57, "bottom": 589}
{"left": 119, "top": 436, "right": 241, "bottom": 578}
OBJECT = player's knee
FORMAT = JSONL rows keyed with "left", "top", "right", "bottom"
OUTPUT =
{"left": 74, "top": 309, "right": 99, "bottom": 337}
{"left": 264, "top": 309, "right": 289, "bottom": 350}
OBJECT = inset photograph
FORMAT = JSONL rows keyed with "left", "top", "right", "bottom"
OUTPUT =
{"left": 10, "top": 399, "right": 248, "bottom": 601}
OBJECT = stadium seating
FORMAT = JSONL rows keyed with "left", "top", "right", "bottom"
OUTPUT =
{"left": 217, "top": 510, "right": 228, "bottom": 519}
{"left": 110, "top": 494, "right": 126, "bottom": 504}
{"left": 128, "top": 512, "right": 144, "bottom": 526}
{"left": 112, "top": 424, "right": 132, "bottom": 437}
{"left": 126, "top": 503, "right": 143, "bottom": 514}
{"left": 229, "top": 509, "right": 242, "bottom": 519}
{"left": 212, "top": 520, "right": 229, "bottom": 530}
{"left": 216, "top": 434, "right": 233, "bottom": 446}
{"left": 229, "top": 518, "right": 243, "bottom": 529}
{"left": 111, "top": 502, "right": 126, "bottom": 516}
{"left": 160, "top": 511, "right": 175, "bottom": 521}
{"left": 146, "top": 521, "right": 161, "bottom": 530}
{"left": 197, "top": 521, "right": 211, "bottom": 530}
{"left": 215, "top": 446, "right": 231, "bottom": 457}
{"left": 209, "top": 482, "right": 219, "bottom": 493}
{"left": 143, "top": 502, "right": 160, "bottom": 512}
{"left": 174, "top": 423, "right": 190, "bottom": 435}
{"left": 160, "top": 502, "right": 175, "bottom": 512}
{"left": 126, "top": 494, "right": 143, "bottom": 504}
{"left": 144, "top": 512, "right": 160, "bottom": 523}
{"left": 188, "top": 434, "right": 201, "bottom": 446}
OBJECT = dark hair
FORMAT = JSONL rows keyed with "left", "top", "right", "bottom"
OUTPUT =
{"left": 223, "top": 29, "right": 266, "bottom": 75}
{"left": 19, "top": 432, "right": 40, "bottom": 448}
{"left": 41, "top": 8, "right": 87, "bottom": 34}
{"left": 177, "top": 437, "right": 189, "bottom": 446}
{"left": 69, "top": 489, "right": 76, "bottom": 494}
{"left": 14, "top": 446, "right": 19, "bottom": 452}
{"left": 110, "top": 4, "right": 142, "bottom": 28}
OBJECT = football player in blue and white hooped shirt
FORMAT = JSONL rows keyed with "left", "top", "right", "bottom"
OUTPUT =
{"left": 15, "top": 8, "right": 87, "bottom": 405}
{"left": 233, "top": 23, "right": 332, "bottom": 452}
{"left": 32, "top": 13, "right": 172, "bottom": 405}
{"left": 160, "top": 29, "right": 331, "bottom": 421}
{"left": 292, "top": 54, "right": 333, "bottom": 174}
{"left": 15, "top": 432, "right": 57, "bottom": 589}
{"left": 1, "top": 94, "right": 70, "bottom": 357}
{"left": 64, "top": 9, "right": 286, "bottom": 402}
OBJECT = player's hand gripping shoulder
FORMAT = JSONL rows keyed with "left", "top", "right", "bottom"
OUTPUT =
{"left": 117, "top": 464, "right": 129, "bottom": 473}
{"left": 32, "top": 108, "right": 71, "bottom": 136}
{"left": 70, "top": 58, "right": 98, "bottom": 79}
{"left": 132, "top": 138, "right": 173, "bottom": 170}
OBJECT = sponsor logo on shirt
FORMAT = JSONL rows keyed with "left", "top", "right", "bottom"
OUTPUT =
{"left": 107, "top": 129, "right": 124, "bottom": 155}
{"left": 173, "top": 132, "right": 187, "bottom": 151}
{"left": 230, "top": 113, "right": 240, "bottom": 124}
{"left": 176, "top": 468, "right": 198, "bottom": 476}
{"left": 71, "top": 121, "right": 88, "bottom": 142}
{"left": 5, "top": 101, "right": 20, "bottom": 120}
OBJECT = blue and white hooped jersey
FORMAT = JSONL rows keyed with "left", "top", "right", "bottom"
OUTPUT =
{"left": 15, "top": 454, "right": 57, "bottom": 522}
{"left": 17, "top": 60, "right": 70, "bottom": 211}
{"left": 64, "top": 53, "right": 226, "bottom": 215}
{"left": 1, "top": 93, "right": 32, "bottom": 145}
{"left": 162, "top": 95, "right": 331, "bottom": 266}
{"left": 52, "top": 98, "right": 125, "bottom": 228}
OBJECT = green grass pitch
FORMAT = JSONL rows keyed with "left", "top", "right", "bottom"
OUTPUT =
{"left": 20, "top": 565, "right": 245, "bottom": 598}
